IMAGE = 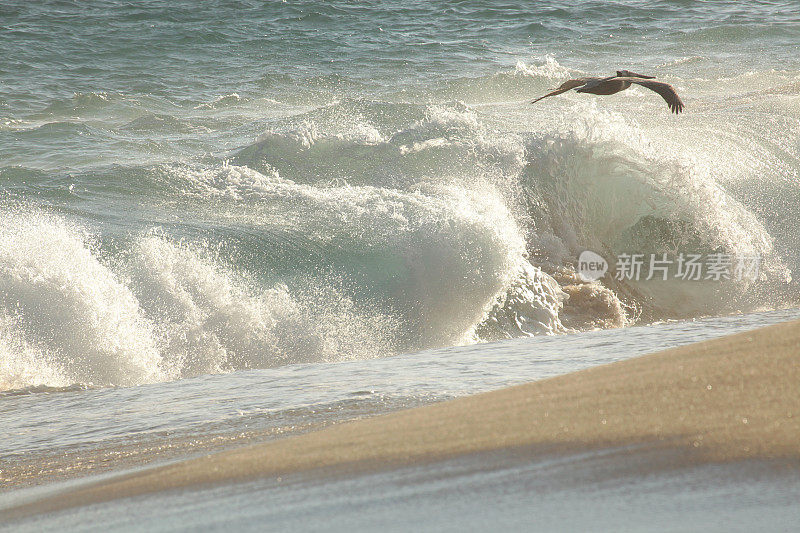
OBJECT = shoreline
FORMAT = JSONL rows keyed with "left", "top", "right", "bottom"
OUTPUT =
{"left": 4, "top": 318, "right": 800, "bottom": 521}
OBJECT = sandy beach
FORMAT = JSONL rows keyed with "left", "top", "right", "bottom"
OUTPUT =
{"left": 5, "top": 317, "right": 799, "bottom": 522}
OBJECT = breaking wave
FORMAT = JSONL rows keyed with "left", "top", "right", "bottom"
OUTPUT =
{"left": 3, "top": 64, "right": 799, "bottom": 391}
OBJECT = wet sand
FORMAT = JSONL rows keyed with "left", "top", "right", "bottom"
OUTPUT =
{"left": 4, "top": 318, "right": 800, "bottom": 520}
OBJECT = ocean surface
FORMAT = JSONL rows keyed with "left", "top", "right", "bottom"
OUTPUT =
{"left": 1, "top": 0, "right": 799, "bottom": 527}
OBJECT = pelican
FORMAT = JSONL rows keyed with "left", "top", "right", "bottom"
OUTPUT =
{"left": 531, "top": 70, "right": 684, "bottom": 114}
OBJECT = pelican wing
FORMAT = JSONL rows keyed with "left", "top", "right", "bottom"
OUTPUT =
{"left": 627, "top": 78, "right": 685, "bottom": 113}
{"left": 530, "top": 78, "right": 590, "bottom": 104}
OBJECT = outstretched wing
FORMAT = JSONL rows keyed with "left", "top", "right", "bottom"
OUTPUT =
{"left": 627, "top": 79, "right": 685, "bottom": 113}
{"left": 615, "top": 70, "right": 656, "bottom": 79}
{"left": 530, "top": 78, "right": 590, "bottom": 104}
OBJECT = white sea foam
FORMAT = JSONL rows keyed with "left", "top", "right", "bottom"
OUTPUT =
{"left": 0, "top": 213, "right": 167, "bottom": 388}
{"left": 513, "top": 56, "right": 574, "bottom": 79}
{"left": 0, "top": 176, "right": 559, "bottom": 390}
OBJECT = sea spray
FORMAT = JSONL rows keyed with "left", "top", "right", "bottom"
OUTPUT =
{"left": 0, "top": 213, "right": 167, "bottom": 388}
{"left": 0, "top": 163, "right": 562, "bottom": 390}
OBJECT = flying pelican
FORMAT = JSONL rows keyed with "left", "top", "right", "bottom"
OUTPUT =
{"left": 531, "top": 70, "right": 684, "bottom": 114}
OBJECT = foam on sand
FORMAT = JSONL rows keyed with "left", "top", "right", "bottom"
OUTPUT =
{"left": 4, "top": 318, "right": 800, "bottom": 520}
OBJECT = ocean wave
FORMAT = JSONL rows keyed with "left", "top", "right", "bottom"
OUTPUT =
{"left": 522, "top": 104, "right": 793, "bottom": 315}
{"left": 118, "top": 113, "right": 212, "bottom": 134}
{"left": 0, "top": 213, "right": 166, "bottom": 390}
{"left": 0, "top": 170, "right": 564, "bottom": 391}
{"left": 153, "top": 161, "right": 557, "bottom": 341}
{"left": 231, "top": 98, "right": 795, "bottom": 316}
{"left": 513, "top": 57, "right": 575, "bottom": 80}
{"left": 3, "top": 87, "right": 799, "bottom": 391}
{"left": 233, "top": 100, "right": 523, "bottom": 190}
{"left": 40, "top": 92, "right": 116, "bottom": 115}
{"left": 0, "top": 212, "right": 398, "bottom": 391}
{"left": 193, "top": 93, "right": 246, "bottom": 110}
